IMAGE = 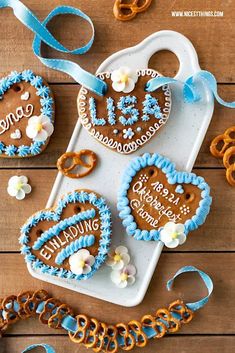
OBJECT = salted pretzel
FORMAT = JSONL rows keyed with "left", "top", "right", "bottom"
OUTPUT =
{"left": 113, "top": 0, "right": 153, "bottom": 21}
{"left": 210, "top": 126, "right": 235, "bottom": 158}
{"left": 223, "top": 146, "right": 235, "bottom": 186}
{"left": 57, "top": 150, "right": 97, "bottom": 179}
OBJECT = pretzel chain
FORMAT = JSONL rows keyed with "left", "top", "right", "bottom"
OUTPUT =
{"left": 113, "top": 0, "right": 153, "bottom": 21}
{"left": 0, "top": 290, "right": 194, "bottom": 351}
{"left": 210, "top": 126, "right": 235, "bottom": 186}
{"left": 57, "top": 150, "right": 97, "bottom": 179}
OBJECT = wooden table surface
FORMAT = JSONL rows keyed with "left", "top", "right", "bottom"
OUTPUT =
{"left": 0, "top": 1, "right": 234, "bottom": 352}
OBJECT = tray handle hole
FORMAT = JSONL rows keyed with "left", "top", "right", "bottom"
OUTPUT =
{"left": 148, "top": 50, "right": 179, "bottom": 78}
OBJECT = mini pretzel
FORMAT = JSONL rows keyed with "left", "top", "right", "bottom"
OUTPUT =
{"left": 223, "top": 146, "right": 235, "bottom": 186}
{"left": 57, "top": 150, "right": 97, "bottom": 179}
{"left": 113, "top": 0, "right": 153, "bottom": 21}
{"left": 210, "top": 126, "right": 235, "bottom": 158}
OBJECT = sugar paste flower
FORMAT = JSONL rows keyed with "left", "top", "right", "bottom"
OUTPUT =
{"left": 160, "top": 222, "right": 186, "bottom": 248}
{"left": 111, "top": 264, "right": 136, "bottom": 288}
{"left": 106, "top": 245, "right": 130, "bottom": 270}
{"left": 26, "top": 115, "right": 54, "bottom": 142}
{"left": 111, "top": 67, "right": 138, "bottom": 93}
{"left": 69, "top": 249, "right": 95, "bottom": 275}
{"left": 7, "top": 175, "right": 32, "bottom": 200}
{"left": 123, "top": 128, "right": 134, "bottom": 140}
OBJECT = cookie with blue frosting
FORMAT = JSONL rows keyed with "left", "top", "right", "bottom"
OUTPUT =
{"left": 118, "top": 153, "right": 212, "bottom": 243}
{"left": 0, "top": 70, "right": 54, "bottom": 158}
{"left": 19, "top": 190, "right": 112, "bottom": 281}
{"left": 78, "top": 68, "right": 171, "bottom": 154}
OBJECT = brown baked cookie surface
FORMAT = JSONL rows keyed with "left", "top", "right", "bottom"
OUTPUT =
{"left": 19, "top": 190, "right": 112, "bottom": 281}
{"left": 77, "top": 69, "right": 171, "bottom": 154}
{"left": 0, "top": 70, "right": 54, "bottom": 157}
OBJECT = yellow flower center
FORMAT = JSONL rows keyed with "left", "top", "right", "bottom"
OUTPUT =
{"left": 114, "top": 254, "right": 122, "bottom": 262}
{"left": 171, "top": 232, "right": 178, "bottom": 240}
{"left": 120, "top": 273, "right": 128, "bottom": 281}
{"left": 120, "top": 74, "right": 129, "bottom": 84}
{"left": 35, "top": 123, "right": 43, "bottom": 132}
{"left": 16, "top": 181, "right": 23, "bottom": 191}
{"left": 79, "top": 260, "right": 85, "bottom": 268}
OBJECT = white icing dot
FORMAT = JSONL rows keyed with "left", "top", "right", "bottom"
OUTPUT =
{"left": 136, "top": 127, "right": 142, "bottom": 132}
{"left": 113, "top": 129, "right": 119, "bottom": 134}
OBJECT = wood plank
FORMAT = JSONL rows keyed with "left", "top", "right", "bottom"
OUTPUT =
{"left": 0, "top": 169, "right": 233, "bottom": 252}
{"left": 2, "top": 336, "right": 235, "bottom": 353}
{"left": 0, "top": 1, "right": 234, "bottom": 83}
{"left": 0, "top": 253, "right": 234, "bottom": 335}
{"left": 0, "top": 84, "right": 234, "bottom": 168}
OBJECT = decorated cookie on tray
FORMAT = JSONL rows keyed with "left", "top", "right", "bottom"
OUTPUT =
{"left": 19, "top": 190, "right": 112, "bottom": 280}
{"left": 117, "top": 153, "right": 212, "bottom": 247}
{"left": 0, "top": 70, "right": 54, "bottom": 157}
{"left": 77, "top": 67, "right": 171, "bottom": 154}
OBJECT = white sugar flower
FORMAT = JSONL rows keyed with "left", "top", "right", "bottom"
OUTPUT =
{"left": 7, "top": 175, "right": 32, "bottom": 200}
{"left": 111, "top": 264, "right": 136, "bottom": 288}
{"left": 106, "top": 246, "right": 130, "bottom": 270}
{"left": 111, "top": 67, "right": 138, "bottom": 93}
{"left": 160, "top": 222, "right": 186, "bottom": 248}
{"left": 26, "top": 115, "right": 54, "bottom": 142}
{"left": 69, "top": 249, "right": 95, "bottom": 275}
{"left": 123, "top": 128, "right": 134, "bottom": 140}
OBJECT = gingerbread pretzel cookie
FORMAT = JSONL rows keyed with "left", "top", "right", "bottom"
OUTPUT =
{"left": 57, "top": 150, "right": 97, "bottom": 178}
{"left": 113, "top": 0, "right": 153, "bottom": 21}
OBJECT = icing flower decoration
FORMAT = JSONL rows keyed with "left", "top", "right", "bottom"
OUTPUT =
{"left": 106, "top": 245, "right": 130, "bottom": 270}
{"left": 123, "top": 128, "right": 134, "bottom": 140}
{"left": 160, "top": 222, "right": 186, "bottom": 248}
{"left": 7, "top": 175, "right": 32, "bottom": 200}
{"left": 26, "top": 115, "right": 54, "bottom": 142}
{"left": 69, "top": 249, "right": 95, "bottom": 275}
{"left": 111, "top": 67, "right": 138, "bottom": 93}
{"left": 111, "top": 264, "right": 136, "bottom": 288}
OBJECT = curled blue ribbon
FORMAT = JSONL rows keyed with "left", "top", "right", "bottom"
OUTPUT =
{"left": 146, "top": 70, "right": 235, "bottom": 108}
{"left": 167, "top": 265, "right": 213, "bottom": 311}
{"left": 22, "top": 344, "right": 55, "bottom": 353}
{"left": 0, "top": 0, "right": 107, "bottom": 96}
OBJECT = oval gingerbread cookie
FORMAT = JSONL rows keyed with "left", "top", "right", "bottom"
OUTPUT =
{"left": 19, "top": 190, "right": 112, "bottom": 281}
{"left": 77, "top": 67, "right": 171, "bottom": 154}
{"left": 118, "top": 153, "right": 212, "bottom": 241}
{"left": 0, "top": 70, "right": 54, "bottom": 157}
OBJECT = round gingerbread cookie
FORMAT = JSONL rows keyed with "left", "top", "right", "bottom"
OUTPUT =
{"left": 118, "top": 153, "right": 212, "bottom": 241}
{"left": 0, "top": 70, "right": 55, "bottom": 157}
{"left": 77, "top": 68, "right": 171, "bottom": 154}
{"left": 19, "top": 190, "right": 112, "bottom": 281}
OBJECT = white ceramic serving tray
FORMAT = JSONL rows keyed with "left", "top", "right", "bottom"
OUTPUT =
{"left": 28, "top": 30, "right": 214, "bottom": 307}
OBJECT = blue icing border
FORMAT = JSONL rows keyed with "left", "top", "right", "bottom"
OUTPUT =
{"left": 0, "top": 70, "right": 54, "bottom": 157}
{"left": 117, "top": 153, "right": 212, "bottom": 241}
{"left": 19, "top": 190, "right": 112, "bottom": 281}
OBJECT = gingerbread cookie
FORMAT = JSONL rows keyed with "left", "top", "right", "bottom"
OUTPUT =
{"left": 117, "top": 153, "right": 212, "bottom": 241}
{"left": 113, "top": 0, "right": 153, "bottom": 21}
{"left": 77, "top": 67, "right": 171, "bottom": 154}
{"left": 19, "top": 190, "right": 112, "bottom": 280}
{"left": 0, "top": 70, "right": 54, "bottom": 157}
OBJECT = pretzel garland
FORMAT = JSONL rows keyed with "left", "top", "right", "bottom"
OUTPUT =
{"left": 210, "top": 126, "right": 235, "bottom": 186}
{"left": 0, "top": 289, "right": 194, "bottom": 351}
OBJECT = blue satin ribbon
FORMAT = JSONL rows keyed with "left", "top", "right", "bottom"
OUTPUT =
{"left": 167, "top": 265, "right": 213, "bottom": 311}
{"left": 22, "top": 344, "right": 55, "bottom": 353}
{"left": 146, "top": 70, "right": 235, "bottom": 108}
{"left": 0, "top": 0, "right": 107, "bottom": 96}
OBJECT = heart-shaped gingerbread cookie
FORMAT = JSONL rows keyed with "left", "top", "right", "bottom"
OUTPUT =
{"left": 77, "top": 68, "right": 171, "bottom": 154}
{"left": 0, "top": 70, "right": 54, "bottom": 157}
{"left": 19, "top": 190, "right": 112, "bottom": 281}
{"left": 118, "top": 153, "right": 212, "bottom": 241}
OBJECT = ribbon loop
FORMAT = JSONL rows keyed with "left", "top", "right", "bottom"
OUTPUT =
{"left": 146, "top": 70, "right": 235, "bottom": 108}
{"left": 167, "top": 265, "right": 213, "bottom": 311}
{"left": 22, "top": 344, "right": 55, "bottom": 353}
{"left": 0, "top": 0, "right": 107, "bottom": 96}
